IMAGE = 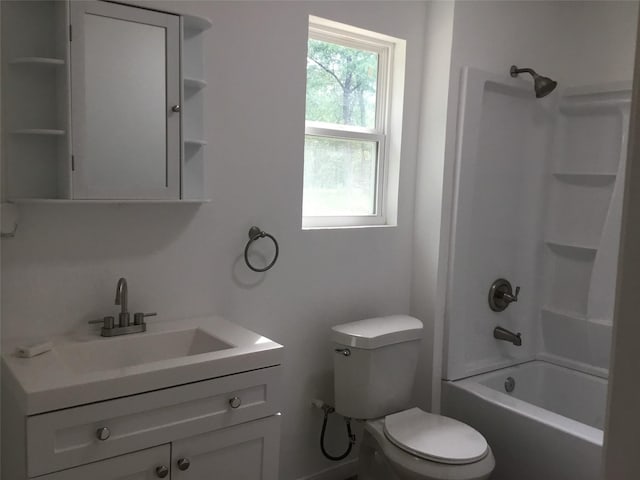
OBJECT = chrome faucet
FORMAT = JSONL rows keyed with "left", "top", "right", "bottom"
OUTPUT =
{"left": 88, "top": 277, "right": 157, "bottom": 337}
{"left": 494, "top": 326, "right": 522, "bottom": 346}
{"left": 115, "top": 277, "right": 130, "bottom": 327}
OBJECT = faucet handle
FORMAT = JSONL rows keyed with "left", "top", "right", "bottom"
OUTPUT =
{"left": 88, "top": 316, "right": 115, "bottom": 329}
{"left": 133, "top": 312, "right": 157, "bottom": 325}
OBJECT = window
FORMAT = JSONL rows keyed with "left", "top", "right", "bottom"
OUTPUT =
{"left": 303, "top": 16, "right": 406, "bottom": 228}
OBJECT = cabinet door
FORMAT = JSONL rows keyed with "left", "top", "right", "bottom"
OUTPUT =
{"left": 70, "top": 1, "right": 181, "bottom": 199}
{"left": 37, "top": 444, "right": 171, "bottom": 480}
{"left": 172, "top": 415, "right": 281, "bottom": 480}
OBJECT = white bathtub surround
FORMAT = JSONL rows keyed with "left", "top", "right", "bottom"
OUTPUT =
{"left": 413, "top": 0, "right": 639, "bottom": 409}
{"left": 442, "top": 67, "right": 549, "bottom": 380}
{"left": 443, "top": 360, "right": 606, "bottom": 480}
{"left": 442, "top": 67, "right": 631, "bottom": 383}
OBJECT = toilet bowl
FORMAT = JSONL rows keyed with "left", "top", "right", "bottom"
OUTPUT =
{"left": 331, "top": 316, "right": 495, "bottom": 480}
{"left": 358, "top": 410, "right": 494, "bottom": 480}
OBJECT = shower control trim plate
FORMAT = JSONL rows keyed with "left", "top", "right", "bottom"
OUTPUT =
{"left": 489, "top": 278, "right": 520, "bottom": 312}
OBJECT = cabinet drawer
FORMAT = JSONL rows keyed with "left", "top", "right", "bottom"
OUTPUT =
{"left": 26, "top": 366, "right": 281, "bottom": 477}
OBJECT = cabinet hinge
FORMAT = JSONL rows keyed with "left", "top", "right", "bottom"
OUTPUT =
{"left": 71, "top": 155, "right": 75, "bottom": 171}
{"left": 69, "top": 24, "right": 72, "bottom": 42}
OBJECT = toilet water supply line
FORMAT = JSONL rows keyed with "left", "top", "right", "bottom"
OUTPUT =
{"left": 312, "top": 399, "right": 356, "bottom": 461}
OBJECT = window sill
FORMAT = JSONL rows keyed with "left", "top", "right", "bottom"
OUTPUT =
{"left": 302, "top": 223, "right": 397, "bottom": 231}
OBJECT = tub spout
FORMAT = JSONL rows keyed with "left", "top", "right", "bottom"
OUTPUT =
{"left": 494, "top": 326, "right": 522, "bottom": 346}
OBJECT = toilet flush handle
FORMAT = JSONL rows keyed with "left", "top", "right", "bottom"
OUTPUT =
{"left": 334, "top": 348, "right": 351, "bottom": 357}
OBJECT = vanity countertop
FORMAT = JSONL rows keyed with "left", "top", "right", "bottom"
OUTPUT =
{"left": 2, "top": 316, "right": 283, "bottom": 415}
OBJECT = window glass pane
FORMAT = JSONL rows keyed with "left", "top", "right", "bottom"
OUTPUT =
{"left": 306, "top": 39, "right": 378, "bottom": 129}
{"left": 303, "top": 136, "right": 378, "bottom": 216}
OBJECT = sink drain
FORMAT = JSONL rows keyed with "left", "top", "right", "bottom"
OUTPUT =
{"left": 504, "top": 376, "right": 516, "bottom": 393}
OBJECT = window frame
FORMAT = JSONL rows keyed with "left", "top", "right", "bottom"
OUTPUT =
{"left": 303, "top": 17, "right": 400, "bottom": 229}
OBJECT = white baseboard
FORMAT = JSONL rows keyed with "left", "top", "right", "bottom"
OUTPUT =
{"left": 296, "top": 459, "right": 358, "bottom": 480}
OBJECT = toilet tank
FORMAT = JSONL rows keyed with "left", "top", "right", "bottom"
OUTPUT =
{"left": 331, "top": 315, "right": 423, "bottom": 420}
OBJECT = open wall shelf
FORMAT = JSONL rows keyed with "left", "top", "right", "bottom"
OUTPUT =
{"left": 184, "top": 77, "right": 207, "bottom": 90}
{"left": 184, "top": 138, "right": 207, "bottom": 148}
{"left": 182, "top": 14, "right": 212, "bottom": 32}
{"left": 2, "top": 0, "right": 71, "bottom": 200}
{"left": 9, "top": 57, "right": 65, "bottom": 66}
{"left": 180, "top": 14, "right": 210, "bottom": 200}
{"left": 12, "top": 129, "right": 66, "bottom": 136}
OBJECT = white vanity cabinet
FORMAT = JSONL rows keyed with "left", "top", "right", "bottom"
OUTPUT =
{"left": 5, "top": 364, "right": 282, "bottom": 479}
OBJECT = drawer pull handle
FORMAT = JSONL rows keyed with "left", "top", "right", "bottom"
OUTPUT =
{"left": 155, "top": 465, "right": 169, "bottom": 478}
{"left": 229, "top": 396, "right": 242, "bottom": 409}
{"left": 96, "top": 427, "right": 111, "bottom": 441}
{"left": 177, "top": 457, "right": 191, "bottom": 471}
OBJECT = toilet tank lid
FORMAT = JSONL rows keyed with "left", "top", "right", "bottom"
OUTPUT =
{"left": 331, "top": 315, "right": 423, "bottom": 349}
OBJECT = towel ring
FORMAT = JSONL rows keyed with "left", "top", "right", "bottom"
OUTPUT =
{"left": 244, "top": 226, "right": 279, "bottom": 272}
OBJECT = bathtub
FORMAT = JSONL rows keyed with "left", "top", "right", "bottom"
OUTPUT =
{"left": 442, "top": 360, "right": 607, "bottom": 480}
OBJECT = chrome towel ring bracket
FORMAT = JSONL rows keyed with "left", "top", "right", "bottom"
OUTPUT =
{"left": 244, "top": 226, "right": 279, "bottom": 272}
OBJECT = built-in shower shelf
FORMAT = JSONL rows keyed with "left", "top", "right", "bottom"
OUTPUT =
{"left": 545, "top": 240, "right": 598, "bottom": 252}
{"left": 541, "top": 307, "right": 612, "bottom": 327}
{"left": 553, "top": 172, "right": 617, "bottom": 179}
{"left": 541, "top": 307, "right": 587, "bottom": 322}
{"left": 559, "top": 99, "right": 630, "bottom": 115}
{"left": 563, "top": 81, "right": 632, "bottom": 98}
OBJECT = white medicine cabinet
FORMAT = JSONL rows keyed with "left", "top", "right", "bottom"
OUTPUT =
{"left": 1, "top": 0, "right": 211, "bottom": 202}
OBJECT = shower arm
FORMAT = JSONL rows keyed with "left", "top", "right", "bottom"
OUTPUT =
{"left": 510, "top": 66, "right": 537, "bottom": 78}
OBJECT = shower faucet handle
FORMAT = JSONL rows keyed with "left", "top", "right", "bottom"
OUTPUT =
{"left": 488, "top": 279, "right": 520, "bottom": 312}
{"left": 502, "top": 286, "right": 520, "bottom": 303}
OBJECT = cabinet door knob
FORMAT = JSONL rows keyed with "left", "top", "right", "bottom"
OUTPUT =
{"left": 96, "top": 427, "right": 111, "bottom": 441}
{"left": 229, "top": 396, "right": 242, "bottom": 409}
{"left": 177, "top": 457, "right": 191, "bottom": 471}
{"left": 155, "top": 465, "right": 169, "bottom": 478}
{"left": 171, "top": 104, "right": 181, "bottom": 113}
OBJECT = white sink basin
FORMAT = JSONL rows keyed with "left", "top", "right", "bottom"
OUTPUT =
{"left": 2, "top": 316, "right": 283, "bottom": 414}
{"left": 55, "top": 328, "right": 233, "bottom": 374}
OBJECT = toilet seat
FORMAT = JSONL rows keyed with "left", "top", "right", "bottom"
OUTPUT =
{"left": 383, "top": 408, "right": 489, "bottom": 465}
{"left": 363, "top": 417, "right": 495, "bottom": 480}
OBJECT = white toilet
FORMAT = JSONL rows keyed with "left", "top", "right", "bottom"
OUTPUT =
{"left": 331, "top": 315, "right": 495, "bottom": 480}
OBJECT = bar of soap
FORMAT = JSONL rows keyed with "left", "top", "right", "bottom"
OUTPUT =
{"left": 15, "top": 341, "right": 53, "bottom": 358}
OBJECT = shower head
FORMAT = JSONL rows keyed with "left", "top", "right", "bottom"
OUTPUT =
{"left": 510, "top": 65, "right": 558, "bottom": 98}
